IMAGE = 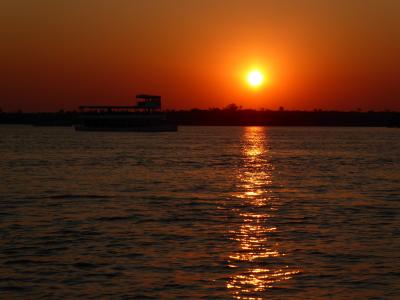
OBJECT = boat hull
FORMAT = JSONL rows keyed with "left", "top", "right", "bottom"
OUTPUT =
{"left": 75, "top": 124, "right": 178, "bottom": 132}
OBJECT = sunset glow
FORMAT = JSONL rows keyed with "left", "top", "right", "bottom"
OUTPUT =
{"left": 0, "top": 1, "right": 399, "bottom": 111}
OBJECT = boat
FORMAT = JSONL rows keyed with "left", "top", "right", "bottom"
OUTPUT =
{"left": 75, "top": 94, "right": 177, "bottom": 132}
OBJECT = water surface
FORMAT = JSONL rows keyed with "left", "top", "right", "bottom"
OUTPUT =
{"left": 1, "top": 126, "right": 399, "bottom": 299}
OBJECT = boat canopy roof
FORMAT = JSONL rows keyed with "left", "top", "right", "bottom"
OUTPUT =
{"left": 136, "top": 94, "right": 161, "bottom": 100}
{"left": 79, "top": 106, "right": 136, "bottom": 109}
{"left": 79, "top": 94, "right": 162, "bottom": 111}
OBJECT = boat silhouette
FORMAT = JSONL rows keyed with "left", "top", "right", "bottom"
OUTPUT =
{"left": 75, "top": 95, "right": 177, "bottom": 132}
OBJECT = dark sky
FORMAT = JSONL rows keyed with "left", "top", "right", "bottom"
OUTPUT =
{"left": 1, "top": 0, "right": 399, "bottom": 111}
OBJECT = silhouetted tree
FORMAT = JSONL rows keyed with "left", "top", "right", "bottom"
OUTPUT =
{"left": 224, "top": 103, "right": 239, "bottom": 111}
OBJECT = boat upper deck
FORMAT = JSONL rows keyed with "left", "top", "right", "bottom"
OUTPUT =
{"left": 79, "top": 95, "right": 162, "bottom": 113}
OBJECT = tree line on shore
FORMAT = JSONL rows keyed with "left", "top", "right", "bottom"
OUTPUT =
{"left": 0, "top": 105, "right": 399, "bottom": 127}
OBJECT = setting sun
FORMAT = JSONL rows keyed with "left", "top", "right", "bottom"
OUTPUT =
{"left": 247, "top": 70, "right": 264, "bottom": 87}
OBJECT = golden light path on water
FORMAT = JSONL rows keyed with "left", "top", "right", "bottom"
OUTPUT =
{"left": 227, "top": 127, "right": 299, "bottom": 299}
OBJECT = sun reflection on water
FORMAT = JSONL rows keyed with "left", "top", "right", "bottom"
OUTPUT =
{"left": 227, "top": 127, "right": 299, "bottom": 299}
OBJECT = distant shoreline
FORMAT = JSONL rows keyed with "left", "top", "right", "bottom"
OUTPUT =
{"left": 0, "top": 110, "right": 399, "bottom": 127}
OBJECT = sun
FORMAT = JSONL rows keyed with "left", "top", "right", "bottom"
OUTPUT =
{"left": 247, "top": 70, "right": 264, "bottom": 87}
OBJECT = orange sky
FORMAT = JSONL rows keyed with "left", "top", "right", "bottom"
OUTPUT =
{"left": 1, "top": 0, "right": 399, "bottom": 112}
